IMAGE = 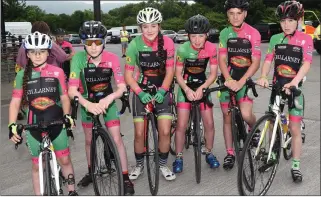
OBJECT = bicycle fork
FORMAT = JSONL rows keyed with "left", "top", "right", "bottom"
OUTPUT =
{"left": 39, "top": 150, "right": 60, "bottom": 195}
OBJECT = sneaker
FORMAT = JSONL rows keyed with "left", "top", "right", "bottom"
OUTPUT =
{"left": 206, "top": 153, "right": 220, "bottom": 168}
{"left": 172, "top": 158, "right": 183, "bottom": 173}
{"left": 223, "top": 154, "right": 235, "bottom": 170}
{"left": 124, "top": 180, "right": 135, "bottom": 195}
{"left": 291, "top": 169, "right": 303, "bottom": 183}
{"left": 68, "top": 191, "right": 79, "bottom": 196}
{"left": 160, "top": 165, "right": 176, "bottom": 181}
{"left": 129, "top": 165, "right": 144, "bottom": 180}
{"left": 77, "top": 173, "right": 92, "bottom": 187}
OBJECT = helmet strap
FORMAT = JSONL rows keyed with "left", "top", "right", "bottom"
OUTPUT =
{"left": 84, "top": 44, "right": 105, "bottom": 60}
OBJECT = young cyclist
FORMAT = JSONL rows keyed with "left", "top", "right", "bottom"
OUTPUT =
{"left": 124, "top": 7, "right": 176, "bottom": 181}
{"left": 172, "top": 15, "right": 220, "bottom": 174}
{"left": 8, "top": 32, "right": 78, "bottom": 196}
{"left": 219, "top": 0, "right": 261, "bottom": 170}
{"left": 54, "top": 28, "right": 75, "bottom": 82}
{"left": 67, "top": 20, "right": 134, "bottom": 195}
{"left": 257, "top": 1, "right": 312, "bottom": 183}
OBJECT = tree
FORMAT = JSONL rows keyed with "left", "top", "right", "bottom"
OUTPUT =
{"left": 24, "top": 5, "right": 46, "bottom": 23}
{"left": 3, "top": 0, "right": 27, "bottom": 21}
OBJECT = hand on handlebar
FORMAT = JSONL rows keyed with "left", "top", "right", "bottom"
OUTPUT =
{"left": 184, "top": 87, "right": 196, "bottom": 101}
{"left": 138, "top": 91, "right": 153, "bottom": 104}
{"left": 224, "top": 79, "right": 242, "bottom": 92}
{"left": 86, "top": 101, "right": 106, "bottom": 115}
{"left": 283, "top": 82, "right": 299, "bottom": 95}
{"left": 8, "top": 123, "right": 21, "bottom": 144}
{"left": 256, "top": 76, "right": 269, "bottom": 88}
{"left": 99, "top": 95, "right": 114, "bottom": 110}
{"left": 195, "top": 86, "right": 204, "bottom": 101}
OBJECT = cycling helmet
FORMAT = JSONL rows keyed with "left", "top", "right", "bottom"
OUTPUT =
{"left": 137, "top": 7, "right": 162, "bottom": 24}
{"left": 79, "top": 20, "right": 107, "bottom": 40}
{"left": 185, "top": 14, "right": 210, "bottom": 34}
{"left": 224, "top": 0, "right": 250, "bottom": 11}
{"left": 24, "top": 31, "right": 52, "bottom": 50}
{"left": 276, "top": 1, "right": 304, "bottom": 20}
{"left": 54, "top": 28, "right": 66, "bottom": 35}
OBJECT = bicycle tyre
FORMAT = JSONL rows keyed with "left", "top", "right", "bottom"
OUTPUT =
{"left": 91, "top": 128, "right": 124, "bottom": 196}
{"left": 44, "top": 152, "right": 58, "bottom": 196}
{"left": 170, "top": 105, "right": 177, "bottom": 156}
{"left": 238, "top": 113, "right": 281, "bottom": 196}
{"left": 193, "top": 107, "right": 202, "bottom": 184}
{"left": 231, "top": 109, "right": 243, "bottom": 162}
{"left": 146, "top": 114, "right": 160, "bottom": 196}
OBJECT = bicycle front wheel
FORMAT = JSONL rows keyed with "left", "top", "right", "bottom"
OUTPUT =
{"left": 193, "top": 107, "right": 202, "bottom": 184}
{"left": 146, "top": 114, "right": 160, "bottom": 196}
{"left": 238, "top": 113, "right": 281, "bottom": 196}
{"left": 91, "top": 128, "right": 124, "bottom": 196}
{"left": 43, "top": 152, "right": 58, "bottom": 196}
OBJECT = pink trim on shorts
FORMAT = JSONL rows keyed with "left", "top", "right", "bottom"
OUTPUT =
{"left": 239, "top": 97, "right": 253, "bottom": 104}
{"left": 177, "top": 102, "right": 191, "bottom": 110}
{"left": 105, "top": 120, "right": 120, "bottom": 128}
{"left": 82, "top": 122, "right": 93, "bottom": 129}
{"left": 200, "top": 103, "right": 213, "bottom": 111}
{"left": 55, "top": 148, "right": 70, "bottom": 158}
{"left": 220, "top": 102, "right": 229, "bottom": 109}
{"left": 289, "top": 115, "right": 302, "bottom": 123}
{"left": 32, "top": 157, "right": 39, "bottom": 165}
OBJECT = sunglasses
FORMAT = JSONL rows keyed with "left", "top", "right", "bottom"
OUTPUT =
{"left": 84, "top": 39, "right": 104, "bottom": 46}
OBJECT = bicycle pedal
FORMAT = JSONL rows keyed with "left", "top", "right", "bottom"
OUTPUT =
{"left": 301, "top": 133, "right": 306, "bottom": 143}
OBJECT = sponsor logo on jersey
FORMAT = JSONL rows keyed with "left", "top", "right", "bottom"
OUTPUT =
{"left": 277, "top": 64, "right": 297, "bottom": 78}
{"left": 292, "top": 46, "right": 301, "bottom": 52}
{"left": 31, "top": 97, "right": 55, "bottom": 110}
{"left": 126, "top": 56, "right": 131, "bottom": 64}
{"left": 277, "top": 45, "right": 287, "bottom": 49}
{"left": 91, "top": 83, "right": 108, "bottom": 92}
{"left": 230, "top": 56, "right": 251, "bottom": 67}
{"left": 275, "top": 55, "right": 300, "bottom": 63}
{"left": 45, "top": 78, "right": 55, "bottom": 83}
{"left": 70, "top": 72, "right": 77, "bottom": 79}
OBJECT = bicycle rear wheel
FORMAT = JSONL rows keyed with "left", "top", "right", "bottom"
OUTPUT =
{"left": 238, "top": 113, "right": 281, "bottom": 195}
{"left": 193, "top": 107, "right": 202, "bottom": 184}
{"left": 146, "top": 114, "right": 160, "bottom": 196}
{"left": 91, "top": 128, "right": 124, "bottom": 196}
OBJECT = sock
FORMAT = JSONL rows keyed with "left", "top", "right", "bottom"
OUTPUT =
{"left": 292, "top": 159, "right": 300, "bottom": 170}
{"left": 176, "top": 152, "right": 183, "bottom": 159}
{"left": 135, "top": 152, "right": 144, "bottom": 167}
{"left": 159, "top": 151, "right": 169, "bottom": 167}
{"left": 205, "top": 148, "right": 212, "bottom": 156}
{"left": 123, "top": 171, "right": 129, "bottom": 181}
{"left": 227, "top": 148, "right": 234, "bottom": 156}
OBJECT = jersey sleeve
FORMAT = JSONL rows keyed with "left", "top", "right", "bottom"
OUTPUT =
{"left": 264, "top": 35, "right": 278, "bottom": 62}
{"left": 218, "top": 28, "right": 228, "bottom": 55}
{"left": 55, "top": 67, "right": 68, "bottom": 96}
{"left": 67, "top": 42, "right": 75, "bottom": 53}
{"left": 52, "top": 42, "right": 67, "bottom": 64}
{"left": 12, "top": 69, "right": 24, "bottom": 98}
{"left": 302, "top": 35, "right": 313, "bottom": 63}
{"left": 209, "top": 43, "right": 218, "bottom": 65}
{"left": 125, "top": 40, "right": 138, "bottom": 71}
{"left": 68, "top": 52, "right": 84, "bottom": 87}
{"left": 251, "top": 29, "right": 261, "bottom": 58}
{"left": 164, "top": 36, "right": 175, "bottom": 68}
{"left": 110, "top": 54, "right": 125, "bottom": 85}
{"left": 175, "top": 44, "right": 185, "bottom": 67}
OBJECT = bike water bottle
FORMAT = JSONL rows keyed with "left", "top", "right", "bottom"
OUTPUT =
{"left": 280, "top": 113, "right": 288, "bottom": 133}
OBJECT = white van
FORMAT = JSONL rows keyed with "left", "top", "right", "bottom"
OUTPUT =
{"left": 106, "top": 26, "right": 141, "bottom": 43}
{"left": 5, "top": 22, "right": 32, "bottom": 37}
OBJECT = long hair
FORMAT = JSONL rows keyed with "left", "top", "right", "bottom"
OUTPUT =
{"left": 21, "top": 58, "right": 33, "bottom": 106}
{"left": 157, "top": 31, "right": 166, "bottom": 68}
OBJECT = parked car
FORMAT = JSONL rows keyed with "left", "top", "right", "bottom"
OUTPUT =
{"left": 129, "top": 32, "right": 142, "bottom": 42}
{"left": 208, "top": 28, "right": 220, "bottom": 43}
{"left": 161, "top": 30, "right": 177, "bottom": 41}
{"left": 314, "top": 24, "right": 321, "bottom": 55}
{"left": 68, "top": 34, "right": 81, "bottom": 44}
{"left": 252, "top": 23, "right": 282, "bottom": 41}
{"left": 175, "top": 30, "right": 188, "bottom": 43}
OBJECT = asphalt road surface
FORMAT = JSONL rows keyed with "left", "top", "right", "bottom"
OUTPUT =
{"left": 1, "top": 43, "right": 320, "bottom": 195}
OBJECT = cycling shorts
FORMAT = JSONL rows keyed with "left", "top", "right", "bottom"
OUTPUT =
{"left": 132, "top": 93, "right": 172, "bottom": 122}
{"left": 219, "top": 85, "right": 253, "bottom": 109}
{"left": 80, "top": 101, "right": 120, "bottom": 129}
{"left": 177, "top": 87, "right": 213, "bottom": 111}
{"left": 26, "top": 128, "right": 70, "bottom": 165}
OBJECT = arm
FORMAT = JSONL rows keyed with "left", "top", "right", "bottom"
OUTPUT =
{"left": 201, "top": 45, "right": 218, "bottom": 88}
{"left": 57, "top": 68, "right": 71, "bottom": 115}
{"left": 9, "top": 71, "right": 24, "bottom": 124}
{"left": 292, "top": 61, "right": 310, "bottom": 85}
{"left": 160, "top": 40, "right": 175, "bottom": 91}
{"left": 218, "top": 31, "right": 232, "bottom": 81}
{"left": 66, "top": 43, "right": 75, "bottom": 61}
{"left": 175, "top": 46, "right": 189, "bottom": 92}
{"left": 109, "top": 55, "right": 126, "bottom": 100}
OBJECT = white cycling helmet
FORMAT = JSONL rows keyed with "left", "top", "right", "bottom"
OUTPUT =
{"left": 137, "top": 7, "right": 162, "bottom": 24}
{"left": 24, "top": 31, "right": 52, "bottom": 50}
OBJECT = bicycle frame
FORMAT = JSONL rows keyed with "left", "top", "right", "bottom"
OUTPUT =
{"left": 143, "top": 102, "right": 156, "bottom": 152}
{"left": 39, "top": 134, "right": 60, "bottom": 196}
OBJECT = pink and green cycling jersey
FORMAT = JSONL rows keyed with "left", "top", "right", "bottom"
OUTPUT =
{"left": 175, "top": 41, "right": 218, "bottom": 109}
{"left": 68, "top": 50, "right": 125, "bottom": 99}
{"left": 264, "top": 30, "right": 313, "bottom": 86}
{"left": 219, "top": 22, "right": 261, "bottom": 80}
{"left": 125, "top": 35, "right": 174, "bottom": 88}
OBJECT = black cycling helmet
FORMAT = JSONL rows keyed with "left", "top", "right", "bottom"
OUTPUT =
{"left": 79, "top": 20, "right": 107, "bottom": 40}
{"left": 224, "top": 0, "right": 250, "bottom": 11}
{"left": 185, "top": 14, "right": 210, "bottom": 34}
{"left": 54, "top": 28, "right": 66, "bottom": 35}
{"left": 276, "top": 1, "right": 304, "bottom": 20}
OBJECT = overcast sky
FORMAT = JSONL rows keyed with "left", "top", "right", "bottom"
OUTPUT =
{"left": 25, "top": 1, "right": 195, "bottom": 15}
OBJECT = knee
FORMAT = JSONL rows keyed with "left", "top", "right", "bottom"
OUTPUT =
{"left": 134, "top": 129, "right": 144, "bottom": 141}
{"left": 289, "top": 123, "right": 301, "bottom": 137}
{"left": 112, "top": 134, "right": 124, "bottom": 148}
{"left": 222, "top": 112, "right": 231, "bottom": 123}
{"left": 241, "top": 110, "right": 252, "bottom": 121}
{"left": 58, "top": 156, "right": 71, "bottom": 166}
{"left": 32, "top": 163, "right": 39, "bottom": 172}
